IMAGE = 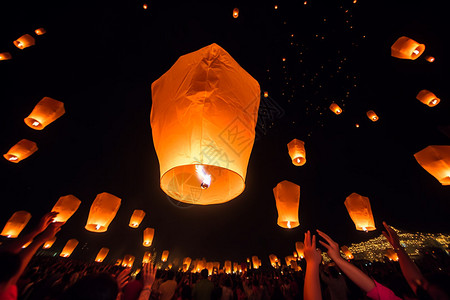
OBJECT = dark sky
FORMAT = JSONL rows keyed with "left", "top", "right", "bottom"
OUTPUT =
{"left": 0, "top": 0, "right": 449, "bottom": 266}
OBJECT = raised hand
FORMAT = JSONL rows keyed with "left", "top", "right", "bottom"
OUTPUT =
{"left": 304, "top": 230, "right": 322, "bottom": 266}
{"left": 316, "top": 230, "right": 342, "bottom": 262}
{"left": 142, "top": 262, "right": 157, "bottom": 288}
{"left": 116, "top": 268, "right": 130, "bottom": 292}
{"left": 37, "top": 222, "right": 64, "bottom": 242}
{"left": 36, "top": 212, "right": 59, "bottom": 234}
{"left": 382, "top": 222, "right": 401, "bottom": 249}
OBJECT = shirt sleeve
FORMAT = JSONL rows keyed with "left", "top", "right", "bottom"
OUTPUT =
{"left": 366, "top": 280, "right": 402, "bottom": 300}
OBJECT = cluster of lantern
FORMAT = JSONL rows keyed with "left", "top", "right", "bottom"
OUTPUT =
{"left": 0, "top": 28, "right": 46, "bottom": 61}
{"left": 273, "top": 180, "right": 300, "bottom": 229}
{"left": 344, "top": 193, "right": 376, "bottom": 232}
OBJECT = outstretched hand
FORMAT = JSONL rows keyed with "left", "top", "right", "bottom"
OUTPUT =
{"left": 37, "top": 222, "right": 64, "bottom": 242}
{"left": 317, "top": 230, "right": 342, "bottom": 262}
{"left": 116, "top": 268, "right": 130, "bottom": 292}
{"left": 36, "top": 212, "right": 59, "bottom": 234}
{"left": 304, "top": 230, "right": 322, "bottom": 266}
{"left": 382, "top": 222, "right": 401, "bottom": 249}
{"left": 142, "top": 262, "right": 157, "bottom": 288}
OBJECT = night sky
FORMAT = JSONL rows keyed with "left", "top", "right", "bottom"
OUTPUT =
{"left": 0, "top": 0, "right": 449, "bottom": 266}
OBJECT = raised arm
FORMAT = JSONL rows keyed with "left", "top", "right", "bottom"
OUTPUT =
{"left": 303, "top": 230, "right": 322, "bottom": 300}
{"left": 138, "top": 263, "right": 157, "bottom": 300}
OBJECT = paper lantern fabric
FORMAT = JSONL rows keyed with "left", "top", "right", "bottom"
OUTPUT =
{"left": 269, "top": 254, "right": 279, "bottom": 267}
{"left": 295, "top": 241, "right": 305, "bottom": 258}
{"left": 60, "top": 239, "right": 78, "bottom": 257}
{"left": 0, "top": 52, "right": 12, "bottom": 61}
{"left": 183, "top": 257, "right": 192, "bottom": 271}
{"left": 123, "top": 255, "right": 135, "bottom": 268}
{"left": 95, "top": 248, "right": 109, "bottom": 262}
{"left": 344, "top": 193, "right": 376, "bottom": 231}
{"left": 329, "top": 103, "right": 342, "bottom": 115}
{"left": 287, "top": 139, "right": 306, "bottom": 166}
{"left": 161, "top": 250, "right": 169, "bottom": 262}
{"left": 285, "top": 256, "right": 295, "bottom": 266}
{"left": 391, "top": 36, "right": 425, "bottom": 60}
{"left": 13, "top": 34, "right": 35, "bottom": 49}
{"left": 224, "top": 261, "right": 232, "bottom": 274}
{"left": 416, "top": 90, "right": 440, "bottom": 107}
{"left": 51, "top": 195, "right": 81, "bottom": 223}
{"left": 143, "top": 227, "right": 155, "bottom": 246}
{"left": 142, "top": 251, "right": 152, "bottom": 264}
{"left": 43, "top": 237, "right": 56, "bottom": 249}
{"left": 414, "top": 146, "right": 450, "bottom": 185}
{"left": 385, "top": 249, "right": 399, "bottom": 261}
{"left": 273, "top": 181, "right": 300, "bottom": 228}
{"left": 85, "top": 192, "right": 121, "bottom": 232}
{"left": 366, "top": 110, "right": 379, "bottom": 122}
{"left": 341, "top": 246, "right": 354, "bottom": 259}
{"left": 24, "top": 97, "right": 65, "bottom": 130}
{"left": 150, "top": 43, "right": 260, "bottom": 205}
{"left": 4, "top": 139, "right": 38, "bottom": 163}
{"left": 35, "top": 28, "right": 46, "bottom": 35}
{"left": 129, "top": 209, "right": 146, "bottom": 228}
{"left": 1, "top": 211, "right": 32, "bottom": 238}
{"left": 425, "top": 56, "right": 435, "bottom": 63}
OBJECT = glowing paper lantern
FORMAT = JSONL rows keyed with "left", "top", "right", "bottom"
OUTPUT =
{"left": 143, "top": 227, "right": 155, "bottom": 247}
{"left": 385, "top": 249, "right": 399, "bottom": 261}
{"left": 269, "top": 254, "right": 279, "bottom": 267}
{"left": 60, "top": 239, "right": 78, "bottom": 257}
{"left": 414, "top": 146, "right": 450, "bottom": 185}
{"left": 329, "top": 103, "right": 342, "bottom": 115}
{"left": 13, "top": 34, "right": 35, "bottom": 49}
{"left": 22, "top": 240, "right": 32, "bottom": 248}
{"left": 425, "top": 56, "right": 435, "bottom": 63}
{"left": 273, "top": 180, "right": 300, "bottom": 229}
{"left": 341, "top": 246, "right": 354, "bottom": 259}
{"left": 85, "top": 192, "right": 121, "bottom": 232}
{"left": 207, "top": 262, "right": 214, "bottom": 275}
{"left": 183, "top": 257, "right": 192, "bottom": 271}
{"left": 151, "top": 43, "right": 260, "bottom": 205}
{"left": 391, "top": 36, "right": 425, "bottom": 60}
{"left": 123, "top": 255, "right": 135, "bottom": 268}
{"left": 416, "top": 90, "right": 440, "bottom": 107}
{"left": 129, "top": 210, "right": 146, "bottom": 228}
{"left": 344, "top": 193, "right": 376, "bottom": 232}
{"left": 252, "top": 256, "right": 260, "bottom": 269}
{"left": 295, "top": 241, "right": 305, "bottom": 258}
{"left": 143, "top": 4, "right": 148, "bottom": 9}
{"left": 224, "top": 261, "right": 232, "bottom": 274}
{"left": 4, "top": 139, "right": 38, "bottom": 163}
{"left": 366, "top": 110, "right": 379, "bottom": 122}
{"left": 285, "top": 256, "right": 295, "bottom": 267}
{"left": 43, "top": 237, "right": 56, "bottom": 249}
{"left": 95, "top": 247, "right": 109, "bottom": 262}
{"left": 233, "top": 8, "right": 239, "bottom": 18}
{"left": 264, "top": 91, "right": 269, "bottom": 98}
{"left": 287, "top": 139, "right": 306, "bottom": 166}
{"left": 115, "top": 259, "right": 122, "bottom": 266}
{"left": 161, "top": 250, "right": 169, "bottom": 262}
{"left": 142, "top": 251, "right": 151, "bottom": 264}
{"left": 1, "top": 211, "right": 32, "bottom": 238}
{"left": 24, "top": 97, "right": 65, "bottom": 130}
{"left": 35, "top": 28, "right": 46, "bottom": 35}
{"left": 51, "top": 195, "right": 81, "bottom": 223}
{"left": 0, "top": 52, "right": 12, "bottom": 61}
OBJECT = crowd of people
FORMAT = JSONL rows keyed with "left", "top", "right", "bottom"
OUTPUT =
{"left": 0, "top": 212, "right": 449, "bottom": 300}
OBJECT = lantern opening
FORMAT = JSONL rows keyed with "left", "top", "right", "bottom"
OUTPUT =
{"left": 195, "top": 165, "right": 211, "bottom": 189}
{"left": 287, "top": 221, "right": 292, "bottom": 228}
{"left": 32, "top": 121, "right": 40, "bottom": 127}
{"left": 362, "top": 227, "right": 368, "bottom": 232}
{"left": 8, "top": 156, "right": 18, "bottom": 161}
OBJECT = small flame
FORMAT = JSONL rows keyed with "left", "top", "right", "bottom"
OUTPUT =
{"left": 195, "top": 165, "right": 211, "bottom": 189}
{"left": 430, "top": 99, "right": 437, "bottom": 105}
{"left": 362, "top": 227, "right": 368, "bottom": 232}
{"left": 413, "top": 49, "right": 420, "bottom": 55}
{"left": 287, "top": 221, "right": 292, "bottom": 228}
{"left": 296, "top": 158, "right": 301, "bottom": 164}
{"left": 32, "top": 121, "right": 40, "bottom": 127}
{"left": 9, "top": 156, "right": 18, "bottom": 161}
{"left": 17, "top": 42, "right": 24, "bottom": 48}
{"left": 95, "top": 224, "right": 101, "bottom": 230}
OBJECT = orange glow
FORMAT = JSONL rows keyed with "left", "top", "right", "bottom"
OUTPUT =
{"left": 143, "top": 227, "right": 155, "bottom": 247}
{"left": 295, "top": 241, "right": 305, "bottom": 258}
{"left": 285, "top": 255, "right": 295, "bottom": 266}
{"left": 122, "top": 255, "right": 135, "bottom": 268}
{"left": 416, "top": 90, "right": 440, "bottom": 107}
{"left": 233, "top": 8, "right": 239, "bottom": 18}
{"left": 224, "top": 260, "right": 232, "bottom": 274}
{"left": 391, "top": 36, "right": 425, "bottom": 60}
{"left": 161, "top": 250, "right": 169, "bottom": 262}
{"left": 341, "top": 246, "right": 354, "bottom": 259}
{"left": 60, "top": 239, "right": 78, "bottom": 257}
{"left": 95, "top": 247, "right": 109, "bottom": 262}
{"left": 22, "top": 240, "right": 32, "bottom": 248}
{"left": 269, "top": 254, "right": 279, "bottom": 267}
{"left": 183, "top": 257, "right": 192, "bottom": 272}
{"left": 24, "top": 97, "right": 65, "bottom": 130}
{"left": 43, "top": 237, "right": 56, "bottom": 249}
{"left": 273, "top": 180, "right": 300, "bottom": 229}
{"left": 0, "top": 52, "right": 12, "bottom": 61}
{"left": 115, "top": 259, "right": 122, "bottom": 266}
{"left": 4, "top": 139, "right": 38, "bottom": 163}
{"left": 143, "top": 251, "right": 152, "bottom": 264}
{"left": 287, "top": 139, "right": 306, "bottom": 166}
{"left": 52, "top": 195, "right": 81, "bottom": 223}
{"left": 13, "top": 34, "right": 35, "bottom": 49}
{"left": 329, "top": 103, "right": 342, "bottom": 115}
{"left": 385, "top": 248, "right": 399, "bottom": 261}
{"left": 143, "top": 4, "right": 148, "bottom": 9}
{"left": 274, "top": 5, "right": 278, "bottom": 9}
{"left": 1, "top": 211, "right": 32, "bottom": 238}
{"left": 85, "top": 192, "right": 121, "bottom": 232}
{"left": 414, "top": 146, "right": 450, "bottom": 185}
{"left": 151, "top": 43, "right": 260, "bottom": 205}
{"left": 425, "top": 55, "right": 435, "bottom": 62}
{"left": 35, "top": 28, "right": 46, "bottom": 35}
{"left": 252, "top": 256, "right": 261, "bottom": 269}
{"left": 129, "top": 209, "right": 146, "bottom": 228}
{"left": 344, "top": 193, "right": 376, "bottom": 231}
{"left": 366, "top": 110, "right": 379, "bottom": 122}
{"left": 264, "top": 91, "right": 269, "bottom": 98}
{"left": 207, "top": 262, "right": 214, "bottom": 275}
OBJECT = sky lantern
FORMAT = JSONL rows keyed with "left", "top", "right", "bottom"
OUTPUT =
{"left": 183, "top": 257, "right": 192, "bottom": 272}
{"left": 287, "top": 139, "right": 306, "bottom": 166}
{"left": 151, "top": 43, "right": 260, "bottom": 205}
{"left": 51, "top": 195, "right": 81, "bottom": 223}
{"left": 142, "top": 251, "right": 151, "bottom": 264}
{"left": 0, "top": 52, "right": 12, "bottom": 61}
{"left": 252, "top": 256, "right": 260, "bottom": 269}
{"left": 425, "top": 55, "right": 435, "bottom": 63}
{"left": 329, "top": 103, "right": 342, "bottom": 115}
{"left": 4, "top": 139, "right": 38, "bottom": 163}
{"left": 115, "top": 259, "right": 122, "bottom": 266}
{"left": 385, "top": 249, "right": 399, "bottom": 261}
{"left": 224, "top": 261, "right": 232, "bottom": 274}
{"left": 129, "top": 209, "right": 146, "bottom": 228}
{"left": 344, "top": 193, "right": 376, "bottom": 232}
{"left": 13, "top": 34, "right": 35, "bottom": 49}
{"left": 1, "top": 211, "right": 32, "bottom": 238}
{"left": 416, "top": 90, "right": 440, "bottom": 107}
{"left": 341, "top": 246, "right": 354, "bottom": 259}
{"left": 285, "top": 256, "right": 295, "bottom": 267}
{"left": 391, "top": 36, "right": 425, "bottom": 60}
{"left": 161, "top": 250, "right": 169, "bottom": 262}
{"left": 43, "top": 237, "right": 56, "bottom": 249}
{"left": 95, "top": 247, "right": 109, "bottom": 262}
{"left": 366, "top": 110, "right": 379, "bottom": 122}
{"left": 143, "top": 4, "right": 148, "bottom": 9}
{"left": 143, "top": 227, "right": 155, "bottom": 247}
{"left": 22, "top": 240, "right": 32, "bottom": 248}
{"left": 85, "top": 192, "right": 121, "bottom": 232}
{"left": 264, "top": 91, "right": 269, "bottom": 98}
{"left": 414, "top": 146, "right": 450, "bottom": 185}
{"left": 273, "top": 180, "right": 300, "bottom": 229}
{"left": 207, "top": 262, "right": 214, "bottom": 275}
{"left": 60, "top": 239, "right": 78, "bottom": 257}
{"left": 24, "top": 97, "right": 65, "bottom": 130}
{"left": 35, "top": 28, "right": 46, "bottom": 35}
{"left": 233, "top": 8, "right": 239, "bottom": 18}
{"left": 269, "top": 254, "right": 279, "bottom": 267}
{"left": 122, "top": 255, "right": 135, "bottom": 268}
{"left": 295, "top": 241, "right": 305, "bottom": 258}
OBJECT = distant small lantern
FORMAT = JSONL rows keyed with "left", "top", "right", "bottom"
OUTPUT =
{"left": 273, "top": 180, "right": 300, "bottom": 229}
{"left": 207, "top": 262, "right": 214, "bottom": 275}
{"left": 51, "top": 195, "right": 81, "bottom": 223}
{"left": 22, "top": 240, "right": 32, "bottom": 248}
{"left": 123, "top": 255, "right": 135, "bottom": 268}
{"left": 269, "top": 254, "right": 278, "bottom": 267}
{"left": 425, "top": 56, "right": 435, "bottom": 63}
{"left": 295, "top": 241, "right": 305, "bottom": 258}
{"left": 252, "top": 256, "right": 260, "bottom": 269}
{"left": 366, "top": 110, "right": 379, "bottom": 122}
{"left": 274, "top": 5, "right": 278, "bottom": 9}
{"left": 0, "top": 52, "right": 12, "bottom": 61}
{"left": 129, "top": 210, "right": 146, "bottom": 228}
{"left": 43, "top": 237, "right": 56, "bottom": 249}
{"left": 416, "top": 90, "right": 440, "bottom": 107}
{"left": 1, "top": 211, "right": 32, "bottom": 238}
{"left": 85, "top": 192, "right": 121, "bottom": 232}
{"left": 143, "top": 4, "right": 148, "bottom": 9}
{"left": 183, "top": 257, "right": 192, "bottom": 271}
{"left": 285, "top": 256, "right": 295, "bottom": 267}
{"left": 414, "top": 145, "right": 450, "bottom": 185}
{"left": 115, "top": 259, "right": 122, "bottom": 266}
{"left": 329, "top": 103, "right": 342, "bottom": 115}
{"left": 264, "top": 91, "right": 269, "bottom": 98}
{"left": 60, "top": 239, "right": 78, "bottom": 257}
{"left": 4, "top": 139, "right": 38, "bottom": 163}
{"left": 24, "top": 97, "right": 65, "bottom": 130}
{"left": 385, "top": 248, "right": 399, "bottom": 261}
{"left": 95, "top": 247, "right": 109, "bottom": 262}
{"left": 35, "top": 28, "right": 46, "bottom": 35}
{"left": 13, "top": 34, "right": 35, "bottom": 49}
{"left": 161, "top": 250, "right": 169, "bottom": 262}
{"left": 344, "top": 193, "right": 376, "bottom": 232}
{"left": 233, "top": 8, "right": 239, "bottom": 18}
{"left": 224, "top": 261, "right": 232, "bottom": 274}
{"left": 341, "top": 246, "right": 354, "bottom": 259}
{"left": 143, "top": 227, "right": 155, "bottom": 247}
{"left": 142, "top": 251, "right": 151, "bottom": 264}
{"left": 287, "top": 139, "right": 306, "bottom": 166}
{"left": 391, "top": 36, "right": 425, "bottom": 60}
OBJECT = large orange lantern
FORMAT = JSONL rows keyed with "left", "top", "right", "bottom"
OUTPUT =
{"left": 51, "top": 195, "right": 81, "bottom": 223}
{"left": 269, "top": 254, "right": 279, "bottom": 267}
{"left": 60, "top": 239, "right": 78, "bottom": 257}
{"left": 1, "top": 211, "right": 32, "bottom": 238}
{"left": 391, "top": 36, "right": 425, "bottom": 60}
{"left": 414, "top": 146, "right": 450, "bottom": 185}
{"left": 161, "top": 250, "right": 169, "bottom": 262}
{"left": 273, "top": 180, "right": 300, "bottom": 229}
{"left": 233, "top": 8, "right": 239, "bottom": 18}
{"left": 43, "top": 237, "right": 56, "bottom": 249}
{"left": 341, "top": 246, "right": 354, "bottom": 259}
{"left": 85, "top": 192, "right": 121, "bottom": 232}
{"left": 13, "top": 34, "right": 35, "bottom": 49}
{"left": 183, "top": 257, "right": 192, "bottom": 271}
{"left": 24, "top": 97, "right": 65, "bottom": 130}
{"left": 344, "top": 193, "right": 376, "bottom": 232}
{"left": 366, "top": 110, "right": 379, "bottom": 122}
{"left": 385, "top": 249, "right": 399, "bottom": 261}
{"left": 0, "top": 52, "right": 12, "bottom": 61}
{"left": 416, "top": 90, "right": 440, "bottom": 107}
{"left": 143, "top": 227, "right": 155, "bottom": 247}
{"left": 122, "top": 255, "right": 135, "bottom": 268}
{"left": 295, "top": 241, "right": 305, "bottom": 258}
{"left": 224, "top": 261, "right": 232, "bottom": 274}
{"left": 35, "top": 28, "right": 46, "bottom": 35}
{"left": 329, "top": 103, "right": 342, "bottom": 115}
{"left": 287, "top": 139, "right": 306, "bottom": 166}
{"left": 95, "top": 247, "right": 109, "bottom": 262}
{"left": 129, "top": 210, "right": 146, "bottom": 228}
{"left": 4, "top": 139, "right": 38, "bottom": 163}
{"left": 150, "top": 43, "right": 260, "bottom": 205}
{"left": 142, "top": 251, "right": 151, "bottom": 264}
